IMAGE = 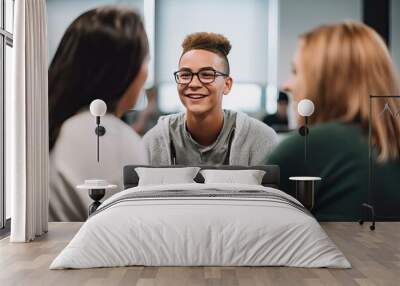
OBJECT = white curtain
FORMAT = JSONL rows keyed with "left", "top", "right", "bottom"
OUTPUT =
{"left": 8, "top": 0, "right": 49, "bottom": 242}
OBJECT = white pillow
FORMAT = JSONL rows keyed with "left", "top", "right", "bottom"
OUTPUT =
{"left": 135, "top": 167, "right": 200, "bottom": 186}
{"left": 200, "top": 169, "right": 266, "bottom": 185}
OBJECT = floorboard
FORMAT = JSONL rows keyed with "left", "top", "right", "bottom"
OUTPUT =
{"left": 0, "top": 222, "right": 399, "bottom": 286}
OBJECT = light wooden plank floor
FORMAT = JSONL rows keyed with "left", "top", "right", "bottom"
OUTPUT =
{"left": 0, "top": 222, "right": 399, "bottom": 286}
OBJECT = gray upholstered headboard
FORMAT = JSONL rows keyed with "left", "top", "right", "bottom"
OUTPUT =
{"left": 123, "top": 165, "right": 280, "bottom": 189}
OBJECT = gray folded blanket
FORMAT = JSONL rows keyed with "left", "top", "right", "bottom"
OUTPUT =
{"left": 90, "top": 189, "right": 309, "bottom": 218}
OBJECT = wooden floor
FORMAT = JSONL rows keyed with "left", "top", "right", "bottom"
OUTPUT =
{"left": 0, "top": 222, "right": 399, "bottom": 286}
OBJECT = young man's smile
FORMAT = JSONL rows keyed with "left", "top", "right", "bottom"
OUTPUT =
{"left": 184, "top": 93, "right": 209, "bottom": 100}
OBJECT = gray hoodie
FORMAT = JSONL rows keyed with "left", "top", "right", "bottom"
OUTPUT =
{"left": 143, "top": 111, "right": 278, "bottom": 166}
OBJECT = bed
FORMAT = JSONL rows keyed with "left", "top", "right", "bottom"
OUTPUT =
{"left": 50, "top": 165, "right": 350, "bottom": 269}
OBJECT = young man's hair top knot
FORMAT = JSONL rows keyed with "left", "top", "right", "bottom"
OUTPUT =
{"left": 181, "top": 32, "right": 231, "bottom": 74}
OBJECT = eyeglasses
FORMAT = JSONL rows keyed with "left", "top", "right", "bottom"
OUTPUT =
{"left": 173, "top": 69, "right": 229, "bottom": 84}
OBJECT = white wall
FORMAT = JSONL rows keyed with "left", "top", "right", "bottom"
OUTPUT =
{"left": 155, "top": 0, "right": 269, "bottom": 85}
{"left": 278, "top": 0, "right": 362, "bottom": 86}
{"left": 46, "top": 0, "right": 143, "bottom": 64}
{"left": 155, "top": 0, "right": 269, "bottom": 113}
{"left": 391, "top": 0, "right": 400, "bottom": 75}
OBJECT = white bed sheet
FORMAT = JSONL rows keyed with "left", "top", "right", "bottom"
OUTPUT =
{"left": 50, "top": 183, "right": 351, "bottom": 269}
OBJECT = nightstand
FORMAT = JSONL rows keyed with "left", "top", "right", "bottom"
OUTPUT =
{"left": 77, "top": 180, "right": 117, "bottom": 216}
{"left": 289, "top": 176, "right": 321, "bottom": 210}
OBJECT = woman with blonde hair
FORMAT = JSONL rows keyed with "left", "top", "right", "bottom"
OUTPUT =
{"left": 268, "top": 21, "right": 400, "bottom": 220}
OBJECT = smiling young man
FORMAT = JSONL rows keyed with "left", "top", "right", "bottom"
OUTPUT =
{"left": 144, "top": 32, "right": 277, "bottom": 165}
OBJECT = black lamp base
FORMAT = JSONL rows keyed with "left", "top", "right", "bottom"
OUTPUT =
{"left": 294, "top": 180, "right": 315, "bottom": 210}
{"left": 88, "top": 188, "right": 105, "bottom": 216}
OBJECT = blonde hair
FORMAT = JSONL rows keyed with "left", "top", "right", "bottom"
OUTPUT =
{"left": 297, "top": 21, "right": 400, "bottom": 161}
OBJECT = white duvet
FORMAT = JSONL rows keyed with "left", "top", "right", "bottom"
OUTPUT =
{"left": 50, "top": 183, "right": 351, "bottom": 269}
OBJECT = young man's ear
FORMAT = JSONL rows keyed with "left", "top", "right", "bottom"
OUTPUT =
{"left": 223, "top": 77, "right": 233, "bottom": 95}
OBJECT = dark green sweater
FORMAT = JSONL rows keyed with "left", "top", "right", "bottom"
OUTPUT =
{"left": 267, "top": 122, "right": 400, "bottom": 221}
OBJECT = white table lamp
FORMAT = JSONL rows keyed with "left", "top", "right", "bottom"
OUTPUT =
{"left": 298, "top": 99, "right": 315, "bottom": 117}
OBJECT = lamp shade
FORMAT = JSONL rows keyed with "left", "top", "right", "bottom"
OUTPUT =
{"left": 298, "top": 99, "right": 315, "bottom": 117}
{"left": 90, "top": 99, "right": 107, "bottom": 117}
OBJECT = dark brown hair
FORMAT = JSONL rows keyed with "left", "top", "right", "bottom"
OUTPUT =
{"left": 49, "top": 6, "right": 148, "bottom": 151}
{"left": 181, "top": 32, "right": 231, "bottom": 74}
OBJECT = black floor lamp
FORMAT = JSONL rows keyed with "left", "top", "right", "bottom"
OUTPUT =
{"left": 289, "top": 99, "right": 321, "bottom": 211}
{"left": 76, "top": 99, "right": 116, "bottom": 217}
{"left": 297, "top": 99, "right": 315, "bottom": 162}
{"left": 89, "top": 99, "right": 107, "bottom": 162}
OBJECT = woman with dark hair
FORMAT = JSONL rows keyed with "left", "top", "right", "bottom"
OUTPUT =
{"left": 49, "top": 6, "right": 149, "bottom": 221}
